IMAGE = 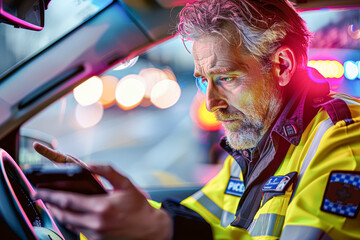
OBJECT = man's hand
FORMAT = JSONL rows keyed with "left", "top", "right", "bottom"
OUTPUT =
{"left": 32, "top": 144, "right": 173, "bottom": 240}
{"left": 34, "top": 165, "right": 173, "bottom": 240}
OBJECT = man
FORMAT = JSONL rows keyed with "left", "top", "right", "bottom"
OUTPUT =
{"left": 34, "top": 0, "right": 360, "bottom": 239}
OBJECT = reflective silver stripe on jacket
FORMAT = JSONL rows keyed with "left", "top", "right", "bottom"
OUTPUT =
{"left": 248, "top": 213, "right": 285, "bottom": 237}
{"left": 290, "top": 118, "right": 334, "bottom": 202}
{"left": 280, "top": 225, "right": 334, "bottom": 240}
{"left": 192, "top": 190, "right": 235, "bottom": 227}
{"left": 191, "top": 160, "right": 241, "bottom": 227}
{"left": 247, "top": 118, "right": 334, "bottom": 237}
{"left": 230, "top": 159, "right": 241, "bottom": 177}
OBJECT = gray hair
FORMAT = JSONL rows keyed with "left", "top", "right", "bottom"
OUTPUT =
{"left": 178, "top": 0, "right": 312, "bottom": 69}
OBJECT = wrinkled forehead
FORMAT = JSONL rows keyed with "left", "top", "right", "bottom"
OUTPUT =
{"left": 192, "top": 36, "right": 217, "bottom": 60}
{"left": 192, "top": 35, "right": 225, "bottom": 71}
{"left": 193, "top": 34, "right": 236, "bottom": 57}
{"left": 192, "top": 34, "right": 245, "bottom": 73}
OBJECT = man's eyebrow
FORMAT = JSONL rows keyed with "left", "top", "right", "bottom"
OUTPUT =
{"left": 209, "top": 65, "right": 248, "bottom": 75}
{"left": 193, "top": 63, "right": 248, "bottom": 77}
{"left": 209, "top": 68, "right": 235, "bottom": 75}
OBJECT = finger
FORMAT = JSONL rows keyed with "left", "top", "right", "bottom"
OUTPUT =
{"left": 88, "top": 165, "right": 133, "bottom": 190}
{"left": 33, "top": 142, "right": 88, "bottom": 168}
{"left": 33, "top": 142, "right": 67, "bottom": 163}
{"left": 46, "top": 204, "right": 108, "bottom": 233}
{"left": 65, "top": 154, "right": 90, "bottom": 169}
{"left": 34, "top": 189, "right": 108, "bottom": 213}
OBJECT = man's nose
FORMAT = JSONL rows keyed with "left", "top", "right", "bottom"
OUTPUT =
{"left": 205, "top": 84, "right": 228, "bottom": 112}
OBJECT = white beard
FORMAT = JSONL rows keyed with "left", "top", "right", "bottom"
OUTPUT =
{"left": 222, "top": 78, "right": 284, "bottom": 150}
{"left": 225, "top": 118, "right": 263, "bottom": 149}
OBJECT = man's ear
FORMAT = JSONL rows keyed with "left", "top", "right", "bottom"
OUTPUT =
{"left": 272, "top": 46, "right": 297, "bottom": 87}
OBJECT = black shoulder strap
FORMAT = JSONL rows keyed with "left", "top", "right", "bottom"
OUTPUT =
{"left": 231, "top": 137, "right": 290, "bottom": 229}
{"left": 314, "top": 96, "right": 354, "bottom": 125}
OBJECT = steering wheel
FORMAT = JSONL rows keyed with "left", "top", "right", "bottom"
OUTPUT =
{"left": 0, "top": 148, "right": 70, "bottom": 240}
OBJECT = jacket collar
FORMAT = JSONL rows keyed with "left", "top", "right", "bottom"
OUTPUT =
{"left": 272, "top": 67, "right": 329, "bottom": 145}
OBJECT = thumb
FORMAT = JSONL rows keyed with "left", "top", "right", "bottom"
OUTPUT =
{"left": 88, "top": 165, "right": 133, "bottom": 190}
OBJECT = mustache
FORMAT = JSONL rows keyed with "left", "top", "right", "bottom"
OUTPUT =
{"left": 214, "top": 109, "right": 244, "bottom": 121}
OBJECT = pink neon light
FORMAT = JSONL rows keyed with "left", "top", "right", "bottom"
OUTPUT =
{"left": 45, "top": 0, "right": 51, "bottom": 10}
{"left": 306, "top": 67, "right": 328, "bottom": 84}
{"left": 0, "top": 5, "right": 43, "bottom": 31}
{"left": 0, "top": 150, "right": 64, "bottom": 239}
{"left": 297, "top": 5, "right": 360, "bottom": 12}
{"left": 0, "top": 150, "right": 39, "bottom": 239}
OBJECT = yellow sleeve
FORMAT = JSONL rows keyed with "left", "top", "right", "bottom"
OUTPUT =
{"left": 181, "top": 157, "right": 252, "bottom": 240}
{"left": 283, "top": 115, "right": 360, "bottom": 240}
{"left": 148, "top": 199, "right": 162, "bottom": 209}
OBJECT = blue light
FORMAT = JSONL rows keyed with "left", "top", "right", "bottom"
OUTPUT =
{"left": 344, "top": 61, "right": 359, "bottom": 80}
{"left": 195, "top": 77, "right": 208, "bottom": 94}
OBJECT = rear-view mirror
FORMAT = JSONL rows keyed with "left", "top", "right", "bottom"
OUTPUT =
{"left": 0, "top": 0, "right": 46, "bottom": 31}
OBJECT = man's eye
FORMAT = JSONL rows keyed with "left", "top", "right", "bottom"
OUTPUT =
{"left": 219, "top": 77, "right": 234, "bottom": 82}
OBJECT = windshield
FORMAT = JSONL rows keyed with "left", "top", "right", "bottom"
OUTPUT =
{"left": 0, "top": 0, "right": 113, "bottom": 79}
{"left": 17, "top": 7, "right": 360, "bottom": 189}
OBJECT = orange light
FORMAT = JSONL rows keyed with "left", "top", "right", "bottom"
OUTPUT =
{"left": 139, "top": 68, "right": 171, "bottom": 99}
{"left": 307, "top": 60, "right": 344, "bottom": 79}
{"left": 98, "top": 75, "right": 118, "bottom": 108}
{"left": 150, "top": 80, "right": 181, "bottom": 109}
{"left": 190, "top": 93, "right": 222, "bottom": 131}
{"left": 198, "top": 101, "right": 222, "bottom": 130}
{"left": 162, "top": 68, "right": 177, "bottom": 81}
{"left": 75, "top": 103, "right": 104, "bottom": 128}
{"left": 115, "top": 74, "right": 146, "bottom": 110}
{"left": 73, "top": 76, "right": 103, "bottom": 106}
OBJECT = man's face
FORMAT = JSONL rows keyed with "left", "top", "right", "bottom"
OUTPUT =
{"left": 193, "top": 34, "right": 284, "bottom": 150}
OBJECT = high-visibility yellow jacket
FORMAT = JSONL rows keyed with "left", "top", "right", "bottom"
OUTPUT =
{"left": 178, "top": 89, "right": 360, "bottom": 239}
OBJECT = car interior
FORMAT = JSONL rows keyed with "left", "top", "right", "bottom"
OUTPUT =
{"left": 0, "top": 0, "right": 359, "bottom": 239}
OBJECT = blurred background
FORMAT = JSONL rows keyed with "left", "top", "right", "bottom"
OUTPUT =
{"left": 1, "top": 0, "right": 359, "bottom": 190}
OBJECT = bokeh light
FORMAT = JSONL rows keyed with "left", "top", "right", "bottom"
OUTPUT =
{"left": 98, "top": 75, "right": 118, "bottom": 108}
{"left": 344, "top": 61, "right": 359, "bottom": 80}
{"left": 150, "top": 80, "right": 181, "bottom": 109}
{"left": 115, "top": 74, "right": 146, "bottom": 110}
{"left": 139, "top": 68, "right": 170, "bottom": 98}
{"left": 348, "top": 25, "right": 360, "bottom": 40}
{"left": 75, "top": 102, "right": 104, "bottom": 128}
{"left": 73, "top": 76, "right": 103, "bottom": 106}
{"left": 307, "top": 60, "right": 344, "bottom": 79}
{"left": 197, "top": 101, "right": 222, "bottom": 131}
{"left": 190, "top": 93, "right": 222, "bottom": 131}
{"left": 162, "top": 68, "right": 177, "bottom": 81}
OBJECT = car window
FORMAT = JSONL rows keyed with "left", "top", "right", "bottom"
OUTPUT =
{"left": 19, "top": 7, "right": 360, "bottom": 190}
{"left": 0, "top": 0, "right": 113, "bottom": 79}
{"left": 20, "top": 36, "right": 226, "bottom": 189}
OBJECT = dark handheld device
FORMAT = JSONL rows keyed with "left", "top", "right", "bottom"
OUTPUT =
{"left": 24, "top": 165, "right": 107, "bottom": 195}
